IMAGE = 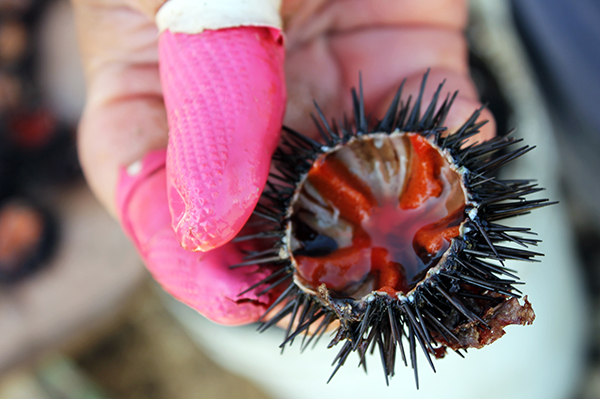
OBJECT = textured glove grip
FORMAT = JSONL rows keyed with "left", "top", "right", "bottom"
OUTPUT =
{"left": 159, "top": 27, "right": 286, "bottom": 251}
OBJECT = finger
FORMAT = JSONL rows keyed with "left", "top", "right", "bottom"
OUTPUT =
{"left": 373, "top": 68, "right": 496, "bottom": 140}
{"left": 159, "top": 27, "right": 286, "bottom": 253}
{"left": 330, "top": 27, "right": 469, "bottom": 108}
{"left": 74, "top": 2, "right": 166, "bottom": 217}
{"left": 282, "top": 26, "right": 470, "bottom": 136}
{"left": 117, "top": 150, "right": 271, "bottom": 324}
{"left": 329, "top": 26, "right": 494, "bottom": 140}
{"left": 283, "top": 35, "right": 344, "bottom": 140}
{"left": 282, "top": 0, "right": 467, "bottom": 48}
{"left": 283, "top": 26, "right": 494, "bottom": 140}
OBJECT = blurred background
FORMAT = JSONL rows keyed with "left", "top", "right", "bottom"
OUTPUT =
{"left": 0, "top": 0, "right": 597, "bottom": 398}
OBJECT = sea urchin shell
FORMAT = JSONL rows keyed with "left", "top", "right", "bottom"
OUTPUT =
{"left": 233, "top": 72, "right": 550, "bottom": 386}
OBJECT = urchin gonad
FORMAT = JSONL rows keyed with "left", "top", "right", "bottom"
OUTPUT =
{"left": 233, "top": 72, "right": 551, "bottom": 386}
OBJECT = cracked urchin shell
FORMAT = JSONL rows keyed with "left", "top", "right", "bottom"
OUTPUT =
{"left": 232, "top": 72, "right": 550, "bottom": 386}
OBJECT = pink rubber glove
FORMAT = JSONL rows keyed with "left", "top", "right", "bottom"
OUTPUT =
{"left": 118, "top": 25, "right": 285, "bottom": 323}
{"left": 160, "top": 28, "right": 285, "bottom": 252}
{"left": 117, "top": 149, "right": 275, "bottom": 324}
{"left": 75, "top": 0, "right": 495, "bottom": 325}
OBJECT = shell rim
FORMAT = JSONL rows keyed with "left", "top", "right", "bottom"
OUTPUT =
{"left": 284, "top": 130, "right": 475, "bottom": 302}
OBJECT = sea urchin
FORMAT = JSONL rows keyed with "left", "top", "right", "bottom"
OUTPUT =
{"left": 233, "top": 72, "right": 551, "bottom": 386}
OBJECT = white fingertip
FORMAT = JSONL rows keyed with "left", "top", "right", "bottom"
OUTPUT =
{"left": 156, "top": 0, "right": 282, "bottom": 34}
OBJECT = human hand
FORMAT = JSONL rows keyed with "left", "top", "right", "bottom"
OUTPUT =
{"left": 73, "top": 0, "right": 495, "bottom": 325}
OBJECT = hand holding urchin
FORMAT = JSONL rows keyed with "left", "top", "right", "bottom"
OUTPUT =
{"left": 235, "top": 72, "right": 551, "bottom": 386}
{"left": 77, "top": 0, "right": 496, "bottom": 326}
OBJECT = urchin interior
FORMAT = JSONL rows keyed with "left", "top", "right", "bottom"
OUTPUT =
{"left": 286, "top": 132, "right": 467, "bottom": 299}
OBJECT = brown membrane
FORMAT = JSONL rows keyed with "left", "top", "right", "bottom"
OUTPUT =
{"left": 288, "top": 133, "right": 467, "bottom": 299}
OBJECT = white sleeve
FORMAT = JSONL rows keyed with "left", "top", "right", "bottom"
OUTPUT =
{"left": 156, "top": 0, "right": 282, "bottom": 34}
